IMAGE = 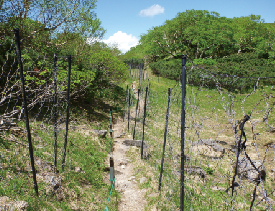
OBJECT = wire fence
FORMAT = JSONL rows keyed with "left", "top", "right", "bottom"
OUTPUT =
{"left": 126, "top": 56, "right": 275, "bottom": 210}
{"left": 0, "top": 29, "right": 90, "bottom": 196}
{"left": 1, "top": 28, "right": 275, "bottom": 210}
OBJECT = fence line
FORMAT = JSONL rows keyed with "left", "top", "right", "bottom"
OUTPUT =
{"left": 126, "top": 55, "right": 274, "bottom": 210}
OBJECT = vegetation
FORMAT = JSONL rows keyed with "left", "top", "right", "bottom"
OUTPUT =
{"left": 0, "top": 1, "right": 128, "bottom": 210}
{"left": 1, "top": 3, "right": 275, "bottom": 210}
{"left": 124, "top": 10, "right": 275, "bottom": 93}
{"left": 128, "top": 70, "right": 274, "bottom": 210}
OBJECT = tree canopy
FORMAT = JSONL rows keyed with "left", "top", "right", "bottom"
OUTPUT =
{"left": 137, "top": 10, "right": 275, "bottom": 61}
{"left": 0, "top": 0, "right": 105, "bottom": 38}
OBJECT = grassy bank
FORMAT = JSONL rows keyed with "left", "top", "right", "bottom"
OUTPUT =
{"left": 128, "top": 69, "right": 275, "bottom": 210}
{"left": 0, "top": 83, "right": 126, "bottom": 210}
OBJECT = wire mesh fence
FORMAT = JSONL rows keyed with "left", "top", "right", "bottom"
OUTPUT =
{"left": 126, "top": 57, "right": 275, "bottom": 210}
{"left": 0, "top": 29, "right": 80, "bottom": 196}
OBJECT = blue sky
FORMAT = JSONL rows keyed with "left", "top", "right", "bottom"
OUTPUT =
{"left": 95, "top": 0, "right": 275, "bottom": 53}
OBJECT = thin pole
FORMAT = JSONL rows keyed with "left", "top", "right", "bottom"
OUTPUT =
{"left": 110, "top": 157, "right": 115, "bottom": 182}
{"left": 139, "top": 64, "right": 141, "bottom": 87}
{"left": 180, "top": 55, "right": 187, "bottom": 211}
{"left": 14, "top": 28, "right": 38, "bottom": 196}
{"left": 133, "top": 89, "right": 140, "bottom": 140}
{"left": 159, "top": 88, "right": 171, "bottom": 191}
{"left": 62, "top": 55, "right": 72, "bottom": 171}
{"left": 123, "top": 85, "right": 128, "bottom": 122}
{"left": 53, "top": 53, "right": 58, "bottom": 172}
{"left": 110, "top": 108, "right": 113, "bottom": 138}
{"left": 141, "top": 86, "right": 148, "bottom": 159}
{"left": 127, "top": 89, "right": 131, "bottom": 131}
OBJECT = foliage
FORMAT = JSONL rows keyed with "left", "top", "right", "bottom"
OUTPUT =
{"left": 148, "top": 52, "right": 275, "bottom": 92}
{"left": 149, "top": 58, "right": 217, "bottom": 80}
{"left": 138, "top": 10, "right": 275, "bottom": 61}
{"left": 89, "top": 49, "right": 128, "bottom": 83}
{"left": 188, "top": 52, "right": 275, "bottom": 92}
{"left": 0, "top": 0, "right": 105, "bottom": 38}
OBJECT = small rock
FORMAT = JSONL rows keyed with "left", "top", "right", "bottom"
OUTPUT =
{"left": 192, "top": 139, "right": 225, "bottom": 158}
{"left": 0, "top": 199, "right": 29, "bottom": 211}
{"left": 211, "top": 186, "right": 226, "bottom": 191}
{"left": 140, "top": 177, "right": 148, "bottom": 184}
{"left": 0, "top": 196, "right": 9, "bottom": 204}
{"left": 123, "top": 139, "right": 149, "bottom": 149}
{"left": 128, "top": 176, "right": 136, "bottom": 181}
{"left": 75, "top": 167, "right": 82, "bottom": 173}
{"left": 37, "top": 173, "right": 61, "bottom": 189}
{"left": 13, "top": 201, "right": 29, "bottom": 210}
{"left": 118, "top": 159, "right": 128, "bottom": 166}
{"left": 168, "top": 189, "right": 173, "bottom": 195}
{"left": 234, "top": 157, "right": 266, "bottom": 181}
{"left": 184, "top": 167, "right": 206, "bottom": 178}
{"left": 91, "top": 129, "right": 107, "bottom": 138}
{"left": 115, "top": 132, "right": 126, "bottom": 138}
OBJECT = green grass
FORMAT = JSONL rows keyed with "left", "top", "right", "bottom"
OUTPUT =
{"left": 128, "top": 69, "right": 275, "bottom": 210}
{"left": 0, "top": 82, "right": 126, "bottom": 210}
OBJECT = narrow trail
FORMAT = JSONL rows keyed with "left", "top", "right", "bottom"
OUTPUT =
{"left": 109, "top": 81, "right": 147, "bottom": 210}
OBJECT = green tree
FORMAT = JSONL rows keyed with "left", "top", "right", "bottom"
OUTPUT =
{"left": 0, "top": 0, "right": 105, "bottom": 39}
{"left": 139, "top": 10, "right": 275, "bottom": 61}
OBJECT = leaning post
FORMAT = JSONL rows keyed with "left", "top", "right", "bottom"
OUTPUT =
{"left": 14, "top": 28, "right": 39, "bottom": 196}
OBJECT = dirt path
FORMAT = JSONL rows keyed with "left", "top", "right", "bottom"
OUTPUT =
{"left": 110, "top": 81, "right": 147, "bottom": 210}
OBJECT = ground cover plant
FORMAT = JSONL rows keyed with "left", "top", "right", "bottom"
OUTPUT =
{"left": 126, "top": 67, "right": 275, "bottom": 210}
{"left": 0, "top": 81, "right": 126, "bottom": 210}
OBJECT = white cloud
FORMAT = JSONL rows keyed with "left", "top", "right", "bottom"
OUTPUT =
{"left": 102, "top": 31, "right": 139, "bottom": 54}
{"left": 139, "top": 4, "right": 164, "bottom": 17}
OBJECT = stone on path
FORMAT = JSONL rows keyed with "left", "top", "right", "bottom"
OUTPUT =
{"left": 123, "top": 139, "right": 149, "bottom": 149}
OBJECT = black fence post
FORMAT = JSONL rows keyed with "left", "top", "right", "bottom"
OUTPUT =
{"left": 123, "top": 85, "right": 128, "bottom": 122}
{"left": 139, "top": 64, "right": 142, "bottom": 87}
{"left": 142, "top": 64, "right": 145, "bottom": 81}
{"left": 141, "top": 86, "right": 148, "bottom": 159}
{"left": 180, "top": 55, "right": 187, "bottom": 211}
{"left": 62, "top": 55, "right": 72, "bottom": 171}
{"left": 159, "top": 88, "right": 171, "bottom": 191}
{"left": 110, "top": 108, "right": 113, "bottom": 138}
{"left": 133, "top": 89, "right": 140, "bottom": 140}
{"left": 110, "top": 157, "right": 115, "bottom": 183}
{"left": 127, "top": 89, "right": 131, "bottom": 131}
{"left": 53, "top": 53, "right": 58, "bottom": 172}
{"left": 129, "top": 64, "right": 132, "bottom": 78}
{"left": 14, "top": 28, "right": 39, "bottom": 196}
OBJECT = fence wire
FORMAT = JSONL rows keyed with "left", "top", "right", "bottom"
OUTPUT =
{"left": 0, "top": 31, "right": 77, "bottom": 197}
{"left": 128, "top": 60, "right": 275, "bottom": 210}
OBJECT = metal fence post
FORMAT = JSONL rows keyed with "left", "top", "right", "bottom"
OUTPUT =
{"left": 123, "top": 85, "right": 128, "bottom": 122}
{"left": 141, "top": 86, "right": 148, "bottom": 159}
{"left": 110, "top": 108, "right": 113, "bottom": 138}
{"left": 62, "top": 55, "right": 72, "bottom": 171}
{"left": 159, "top": 88, "right": 171, "bottom": 191}
{"left": 180, "top": 55, "right": 187, "bottom": 211}
{"left": 53, "top": 53, "right": 58, "bottom": 172}
{"left": 133, "top": 89, "right": 140, "bottom": 140}
{"left": 14, "top": 28, "right": 39, "bottom": 196}
{"left": 128, "top": 89, "right": 131, "bottom": 131}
